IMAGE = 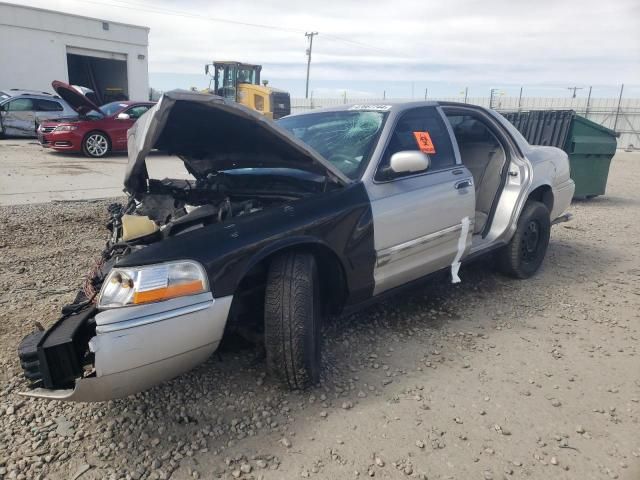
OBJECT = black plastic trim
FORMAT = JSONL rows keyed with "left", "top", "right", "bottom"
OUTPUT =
{"left": 36, "top": 307, "right": 96, "bottom": 389}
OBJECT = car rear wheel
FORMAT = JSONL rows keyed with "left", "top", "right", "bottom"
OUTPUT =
{"left": 83, "top": 132, "right": 110, "bottom": 158}
{"left": 264, "top": 252, "right": 322, "bottom": 390}
{"left": 497, "top": 200, "right": 550, "bottom": 279}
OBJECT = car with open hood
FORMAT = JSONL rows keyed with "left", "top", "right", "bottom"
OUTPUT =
{"left": 37, "top": 81, "right": 154, "bottom": 157}
{"left": 17, "top": 90, "right": 574, "bottom": 401}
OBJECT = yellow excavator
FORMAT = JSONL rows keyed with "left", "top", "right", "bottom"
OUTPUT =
{"left": 204, "top": 61, "right": 291, "bottom": 119}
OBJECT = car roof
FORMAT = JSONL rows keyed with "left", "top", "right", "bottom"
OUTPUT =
{"left": 3, "top": 89, "right": 54, "bottom": 96}
{"left": 0, "top": 90, "right": 62, "bottom": 101}
{"left": 283, "top": 100, "right": 485, "bottom": 117}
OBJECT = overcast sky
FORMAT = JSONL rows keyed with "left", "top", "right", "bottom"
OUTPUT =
{"left": 17, "top": 0, "right": 640, "bottom": 98}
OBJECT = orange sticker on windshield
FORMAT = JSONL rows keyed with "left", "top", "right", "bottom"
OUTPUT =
{"left": 413, "top": 131, "right": 436, "bottom": 154}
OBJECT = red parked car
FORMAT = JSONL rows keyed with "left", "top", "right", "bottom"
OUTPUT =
{"left": 38, "top": 81, "right": 154, "bottom": 158}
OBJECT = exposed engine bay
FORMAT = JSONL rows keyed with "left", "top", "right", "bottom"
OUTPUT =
{"left": 81, "top": 168, "right": 333, "bottom": 300}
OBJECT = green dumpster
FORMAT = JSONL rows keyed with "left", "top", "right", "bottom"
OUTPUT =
{"left": 563, "top": 115, "right": 617, "bottom": 198}
{"left": 501, "top": 110, "right": 618, "bottom": 199}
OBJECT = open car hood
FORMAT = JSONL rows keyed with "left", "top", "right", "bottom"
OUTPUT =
{"left": 124, "top": 90, "right": 350, "bottom": 195}
{"left": 52, "top": 80, "right": 101, "bottom": 115}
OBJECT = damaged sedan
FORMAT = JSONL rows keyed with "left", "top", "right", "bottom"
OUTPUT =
{"left": 18, "top": 91, "right": 574, "bottom": 401}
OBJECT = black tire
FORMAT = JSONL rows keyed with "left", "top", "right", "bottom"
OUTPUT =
{"left": 82, "top": 131, "right": 111, "bottom": 158}
{"left": 497, "top": 200, "right": 551, "bottom": 279}
{"left": 264, "top": 252, "right": 322, "bottom": 390}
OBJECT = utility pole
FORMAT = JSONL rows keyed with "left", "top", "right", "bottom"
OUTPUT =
{"left": 464, "top": 87, "right": 468, "bottom": 104}
{"left": 585, "top": 86, "right": 592, "bottom": 119}
{"left": 613, "top": 84, "right": 624, "bottom": 133}
{"left": 518, "top": 86, "right": 523, "bottom": 111}
{"left": 305, "top": 32, "right": 318, "bottom": 99}
{"left": 424, "top": 88, "right": 428, "bottom": 100}
{"left": 489, "top": 88, "right": 498, "bottom": 109}
{"left": 567, "top": 86, "right": 583, "bottom": 98}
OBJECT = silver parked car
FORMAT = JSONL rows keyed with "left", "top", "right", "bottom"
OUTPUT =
{"left": 0, "top": 89, "right": 76, "bottom": 137}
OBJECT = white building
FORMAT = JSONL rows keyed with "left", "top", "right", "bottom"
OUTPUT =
{"left": 0, "top": 2, "right": 149, "bottom": 103}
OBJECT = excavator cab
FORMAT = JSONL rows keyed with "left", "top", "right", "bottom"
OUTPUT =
{"left": 205, "top": 61, "right": 290, "bottom": 119}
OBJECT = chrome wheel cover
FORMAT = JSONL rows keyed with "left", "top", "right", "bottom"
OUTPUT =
{"left": 86, "top": 134, "right": 108, "bottom": 156}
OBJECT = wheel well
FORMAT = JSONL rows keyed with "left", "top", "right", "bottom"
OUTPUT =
{"left": 227, "top": 244, "right": 348, "bottom": 335}
{"left": 528, "top": 185, "right": 553, "bottom": 213}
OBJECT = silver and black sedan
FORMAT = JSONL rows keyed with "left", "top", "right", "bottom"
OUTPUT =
{"left": 17, "top": 91, "right": 574, "bottom": 401}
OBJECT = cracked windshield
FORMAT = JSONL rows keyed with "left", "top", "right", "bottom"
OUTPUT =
{"left": 279, "top": 110, "right": 387, "bottom": 178}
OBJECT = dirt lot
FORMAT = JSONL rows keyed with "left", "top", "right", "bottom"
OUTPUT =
{"left": 0, "top": 152, "right": 638, "bottom": 480}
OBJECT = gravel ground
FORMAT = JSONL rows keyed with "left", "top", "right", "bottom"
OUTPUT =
{"left": 0, "top": 152, "right": 638, "bottom": 480}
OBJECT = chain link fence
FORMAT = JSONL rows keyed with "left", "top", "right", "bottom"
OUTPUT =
{"left": 291, "top": 96, "right": 640, "bottom": 149}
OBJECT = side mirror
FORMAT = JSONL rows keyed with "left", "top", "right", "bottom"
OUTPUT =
{"left": 116, "top": 112, "right": 130, "bottom": 120}
{"left": 389, "top": 150, "right": 430, "bottom": 174}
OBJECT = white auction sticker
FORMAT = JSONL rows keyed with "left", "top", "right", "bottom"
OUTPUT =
{"left": 348, "top": 104, "right": 392, "bottom": 111}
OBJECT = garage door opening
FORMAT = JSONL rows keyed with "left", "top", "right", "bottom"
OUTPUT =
{"left": 67, "top": 50, "right": 128, "bottom": 105}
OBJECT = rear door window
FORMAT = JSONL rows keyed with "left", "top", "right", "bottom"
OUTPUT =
{"left": 35, "top": 99, "right": 64, "bottom": 112}
{"left": 376, "top": 107, "right": 456, "bottom": 180}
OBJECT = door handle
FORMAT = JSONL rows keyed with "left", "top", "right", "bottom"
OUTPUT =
{"left": 455, "top": 179, "right": 473, "bottom": 190}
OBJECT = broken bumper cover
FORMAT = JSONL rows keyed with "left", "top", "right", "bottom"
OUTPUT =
{"left": 19, "top": 292, "right": 233, "bottom": 402}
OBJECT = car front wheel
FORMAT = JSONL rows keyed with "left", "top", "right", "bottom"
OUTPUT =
{"left": 497, "top": 200, "right": 551, "bottom": 279}
{"left": 83, "top": 132, "right": 110, "bottom": 158}
{"left": 264, "top": 252, "right": 322, "bottom": 390}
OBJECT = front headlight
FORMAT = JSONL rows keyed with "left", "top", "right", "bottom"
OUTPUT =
{"left": 98, "top": 261, "right": 208, "bottom": 308}
{"left": 54, "top": 125, "right": 78, "bottom": 132}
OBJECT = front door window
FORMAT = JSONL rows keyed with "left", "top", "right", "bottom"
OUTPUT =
{"left": 7, "top": 98, "right": 34, "bottom": 111}
{"left": 216, "top": 65, "right": 237, "bottom": 101}
{"left": 125, "top": 105, "right": 150, "bottom": 120}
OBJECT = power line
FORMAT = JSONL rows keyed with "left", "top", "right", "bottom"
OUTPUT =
{"left": 321, "top": 34, "right": 397, "bottom": 55}
{"left": 75, "top": 0, "right": 395, "bottom": 55}
{"left": 78, "top": 0, "right": 306, "bottom": 33}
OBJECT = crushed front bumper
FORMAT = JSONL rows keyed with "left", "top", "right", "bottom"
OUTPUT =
{"left": 18, "top": 292, "right": 233, "bottom": 402}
